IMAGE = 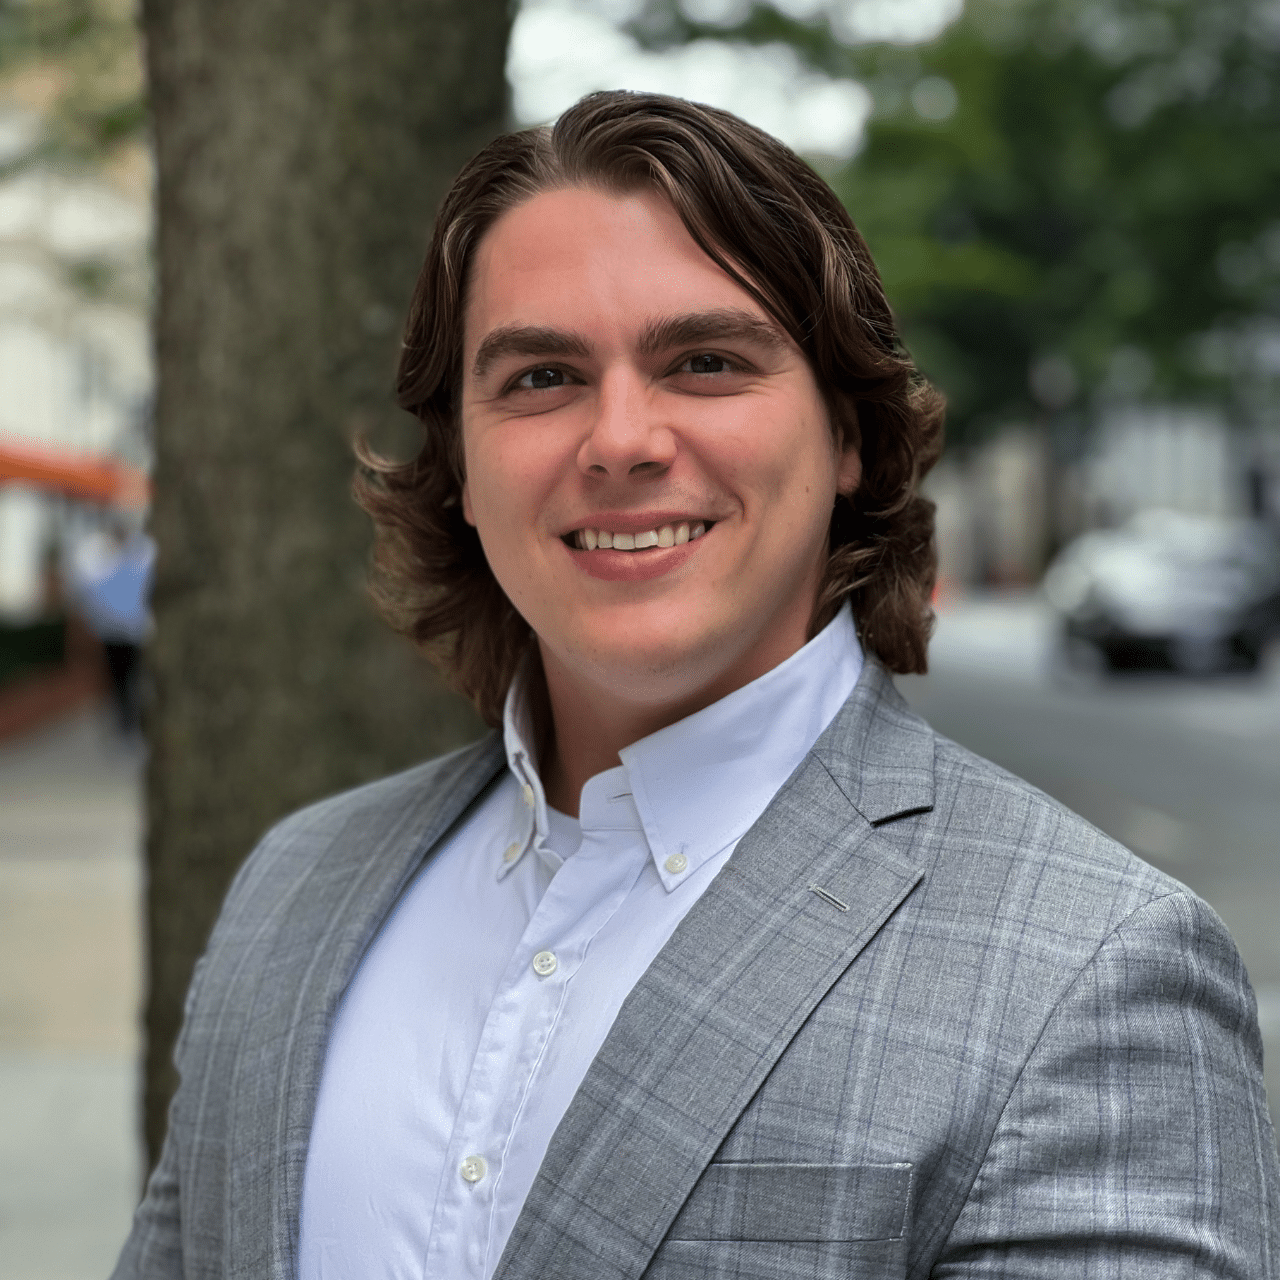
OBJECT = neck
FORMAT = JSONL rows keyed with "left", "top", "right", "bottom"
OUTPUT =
{"left": 534, "top": 627, "right": 812, "bottom": 817}
{"left": 537, "top": 669, "right": 690, "bottom": 817}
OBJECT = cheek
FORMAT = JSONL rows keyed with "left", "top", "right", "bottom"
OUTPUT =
{"left": 463, "top": 420, "right": 519, "bottom": 505}
{"left": 695, "top": 402, "right": 793, "bottom": 493}
{"left": 458, "top": 432, "right": 514, "bottom": 552}
{"left": 736, "top": 408, "right": 841, "bottom": 513}
{"left": 462, "top": 424, "right": 567, "bottom": 548}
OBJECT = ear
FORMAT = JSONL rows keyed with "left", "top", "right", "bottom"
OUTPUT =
{"left": 831, "top": 396, "right": 862, "bottom": 498}
{"left": 836, "top": 436, "right": 862, "bottom": 498}
{"left": 461, "top": 481, "right": 476, "bottom": 527}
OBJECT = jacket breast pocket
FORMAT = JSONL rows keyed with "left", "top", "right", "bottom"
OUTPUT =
{"left": 648, "top": 1162, "right": 913, "bottom": 1280}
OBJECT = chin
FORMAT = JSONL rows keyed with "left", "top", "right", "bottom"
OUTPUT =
{"left": 566, "top": 620, "right": 749, "bottom": 705}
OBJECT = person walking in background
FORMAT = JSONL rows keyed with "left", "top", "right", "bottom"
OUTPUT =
{"left": 65, "top": 518, "right": 154, "bottom": 737}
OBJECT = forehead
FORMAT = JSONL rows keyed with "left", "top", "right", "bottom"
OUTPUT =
{"left": 463, "top": 186, "right": 772, "bottom": 356}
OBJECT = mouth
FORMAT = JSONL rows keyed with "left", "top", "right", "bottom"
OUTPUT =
{"left": 562, "top": 521, "right": 713, "bottom": 552}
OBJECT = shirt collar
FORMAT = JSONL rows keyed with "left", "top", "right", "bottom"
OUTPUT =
{"left": 498, "top": 653, "right": 555, "bottom": 879}
{"left": 497, "top": 605, "right": 864, "bottom": 889}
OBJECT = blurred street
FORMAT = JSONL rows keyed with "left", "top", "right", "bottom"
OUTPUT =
{"left": 0, "top": 593, "right": 1276, "bottom": 1277}
{"left": 902, "top": 593, "right": 1280, "bottom": 1134}
{"left": 0, "top": 711, "right": 142, "bottom": 1280}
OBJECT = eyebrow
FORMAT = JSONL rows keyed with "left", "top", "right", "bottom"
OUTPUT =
{"left": 471, "top": 325, "right": 591, "bottom": 379}
{"left": 469, "top": 308, "right": 789, "bottom": 379}
{"left": 638, "top": 308, "right": 790, "bottom": 358}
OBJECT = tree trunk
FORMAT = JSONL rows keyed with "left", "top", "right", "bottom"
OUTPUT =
{"left": 140, "top": 0, "right": 507, "bottom": 1168}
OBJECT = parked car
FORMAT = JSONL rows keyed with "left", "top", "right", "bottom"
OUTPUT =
{"left": 1044, "top": 509, "right": 1280, "bottom": 674}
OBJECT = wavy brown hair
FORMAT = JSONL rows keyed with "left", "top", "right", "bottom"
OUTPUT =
{"left": 357, "top": 90, "right": 945, "bottom": 726}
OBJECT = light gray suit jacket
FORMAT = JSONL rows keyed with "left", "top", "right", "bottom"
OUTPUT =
{"left": 114, "top": 660, "right": 1280, "bottom": 1278}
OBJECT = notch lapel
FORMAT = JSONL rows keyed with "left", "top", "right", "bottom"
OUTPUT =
{"left": 495, "top": 662, "right": 935, "bottom": 1280}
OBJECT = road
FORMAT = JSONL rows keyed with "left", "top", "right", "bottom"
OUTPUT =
{"left": 900, "top": 593, "right": 1280, "bottom": 1135}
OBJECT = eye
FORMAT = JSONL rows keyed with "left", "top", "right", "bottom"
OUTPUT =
{"left": 516, "top": 367, "right": 567, "bottom": 390}
{"left": 682, "top": 353, "right": 730, "bottom": 375}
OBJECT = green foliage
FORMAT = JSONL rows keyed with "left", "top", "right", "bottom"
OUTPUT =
{"left": 0, "top": 0, "right": 146, "bottom": 178}
{"left": 843, "top": 0, "right": 1280, "bottom": 438}
{"left": 627, "top": 0, "right": 1280, "bottom": 441}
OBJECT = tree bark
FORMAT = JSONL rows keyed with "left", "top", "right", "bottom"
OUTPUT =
{"left": 141, "top": 0, "right": 506, "bottom": 1167}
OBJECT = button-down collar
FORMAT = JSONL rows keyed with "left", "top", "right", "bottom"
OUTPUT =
{"left": 498, "top": 605, "right": 863, "bottom": 890}
{"left": 497, "top": 664, "right": 555, "bottom": 880}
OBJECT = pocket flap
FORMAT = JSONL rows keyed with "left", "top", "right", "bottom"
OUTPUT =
{"left": 667, "top": 1161, "right": 912, "bottom": 1243}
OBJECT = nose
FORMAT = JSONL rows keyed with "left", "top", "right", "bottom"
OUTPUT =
{"left": 577, "top": 367, "right": 676, "bottom": 480}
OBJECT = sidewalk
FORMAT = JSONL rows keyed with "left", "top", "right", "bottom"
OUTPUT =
{"left": 0, "top": 708, "right": 142, "bottom": 1280}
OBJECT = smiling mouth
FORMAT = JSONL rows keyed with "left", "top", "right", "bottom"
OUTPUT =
{"left": 566, "top": 521, "right": 712, "bottom": 552}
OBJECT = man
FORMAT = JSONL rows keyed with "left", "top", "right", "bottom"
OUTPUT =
{"left": 114, "top": 91, "right": 1279, "bottom": 1278}
{"left": 66, "top": 517, "right": 154, "bottom": 737}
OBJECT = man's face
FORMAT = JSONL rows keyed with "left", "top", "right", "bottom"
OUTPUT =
{"left": 460, "top": 185, "right": 860, "bottom": 715}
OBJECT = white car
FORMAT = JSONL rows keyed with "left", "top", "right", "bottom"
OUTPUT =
{"left": 1044, "top": 509, "right": 1280, "bottom": 673}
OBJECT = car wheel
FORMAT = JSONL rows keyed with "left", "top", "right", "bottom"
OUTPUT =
{"left": 1231, "top": 632, "right": 1263, "bottom": 671}
{"left": 1169, "top": 634, "right": 1229, "bottom": 675}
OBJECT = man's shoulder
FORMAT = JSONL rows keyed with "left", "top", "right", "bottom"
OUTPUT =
{"left": 268, "top": 731, "right": 503, "bottom": 846}
{"left": 917, "top": 722, "right": 1206, "bottom": 962}
{"left": 820, "top": 662, "right": 1195, "bottom": 938}
{"left": 215, "top": 731, "right": 505, "bottom": 931}
{"left": 930, "top": 727, "right": 1167, "bottom": 875}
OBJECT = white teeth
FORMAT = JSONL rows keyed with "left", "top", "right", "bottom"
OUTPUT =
{"left": 575, "top": 522, "right": 709, "bottom": 551}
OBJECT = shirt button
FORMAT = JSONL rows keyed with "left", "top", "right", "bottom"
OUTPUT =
{"left": 502, "top": 842, "right": 521, "bottom": 864}
{"left": 532, "top": 950, "right": 558, "bottom": 977}
{"left": 664, "top": 852, "right": 689, "bottom": 875}
{"left": 522, "top": 783, "right": 535, "bottom": 808}
{"left": 460, "top": 1154, "right": 487, "bottom": 1183}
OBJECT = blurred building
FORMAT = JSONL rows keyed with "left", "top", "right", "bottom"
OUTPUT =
{"left": 928, "top": 429, "right": 1049, "bottom": 591}
{"left": 927, "top": 428, "right": 1054, "bottom": 590}
{"left": 1082, "top": 410, "right": 1242, "bottom": 527}
{"left": 926, "top": 409, "right": 1274, "bottom": 592}
{"left": 0, "top": 94, "right": 151, "bottom": 623}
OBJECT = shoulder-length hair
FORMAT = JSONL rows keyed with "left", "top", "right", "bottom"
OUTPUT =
{"left": 357, "top": 90, "right": 945, "bottom": 727}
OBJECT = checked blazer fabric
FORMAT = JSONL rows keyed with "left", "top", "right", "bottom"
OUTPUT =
{"left": 112, "top": 659, "right": 1280, "bottom": 1279}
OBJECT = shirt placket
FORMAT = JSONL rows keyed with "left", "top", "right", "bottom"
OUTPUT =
{"left": 422, "top": 824, "right": 648, "bottom": 1280}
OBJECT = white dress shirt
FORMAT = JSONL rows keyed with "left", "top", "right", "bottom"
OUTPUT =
{"left": 298, "top": 606, "right": 863, "bottom": 1280}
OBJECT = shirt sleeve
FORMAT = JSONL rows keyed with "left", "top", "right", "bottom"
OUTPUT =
{"left": 933, "top": 889, "right": 1280, "bottom": 1278}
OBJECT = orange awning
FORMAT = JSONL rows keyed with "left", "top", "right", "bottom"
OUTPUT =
{"left": 0, "top": 436, "right": 149, "bottom": 508}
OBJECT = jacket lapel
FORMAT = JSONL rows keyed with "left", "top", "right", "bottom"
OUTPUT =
{"left": 225, "top": 732, "right": 507, "bottom": 1279}
{"left": 495, "top": 661, "right": 935, "bottom": 1280}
